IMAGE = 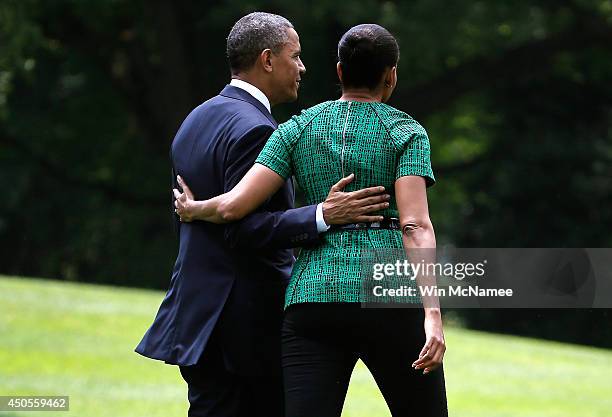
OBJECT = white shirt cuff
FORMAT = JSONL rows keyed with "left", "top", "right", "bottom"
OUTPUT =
{"left": 316, "top": 203, "right": 330, "bottom": 233}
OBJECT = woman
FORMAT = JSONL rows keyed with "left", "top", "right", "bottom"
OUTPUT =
{"left": 175, "top": 24, "right": 447, "bottom": 416}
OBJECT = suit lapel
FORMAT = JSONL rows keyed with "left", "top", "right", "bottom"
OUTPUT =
{"left": 220, "top": 85, "right": 278, "bottom": 128}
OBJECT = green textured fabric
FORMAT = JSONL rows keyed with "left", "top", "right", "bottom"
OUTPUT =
{"left": 255, "top": 100, "right": 435, "bottom": 307}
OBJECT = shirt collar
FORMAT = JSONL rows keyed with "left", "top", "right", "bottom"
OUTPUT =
{"left": 229, "top": 79, "right": 271, "bottom": 113}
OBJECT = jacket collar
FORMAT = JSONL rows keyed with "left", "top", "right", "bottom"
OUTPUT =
{"left": 220, "top": 85, "right": 277, "bottom": 128}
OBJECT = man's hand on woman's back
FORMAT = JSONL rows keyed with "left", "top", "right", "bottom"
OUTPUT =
{"left": 322, "top": 173, "right": 390, "bottom": 225}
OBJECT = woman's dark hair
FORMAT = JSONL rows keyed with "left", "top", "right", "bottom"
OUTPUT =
{"left": 337, "top": 24, "right": 399, "bottom": 90}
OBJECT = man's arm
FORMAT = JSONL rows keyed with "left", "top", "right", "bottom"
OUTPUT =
{"left": 223, "top": 174, "right": 389, "bottom": 249}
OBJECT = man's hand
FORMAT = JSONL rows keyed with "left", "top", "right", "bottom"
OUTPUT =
{"left": 322, "top": 173, "right": 390, "bottom": 225}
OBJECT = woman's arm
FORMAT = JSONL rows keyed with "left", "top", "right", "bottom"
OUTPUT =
{"left": 174, "top": 163, "right": 285, "bottom": 223}
{"left": 395, "top": 175, "right": 446, "bottom": 375}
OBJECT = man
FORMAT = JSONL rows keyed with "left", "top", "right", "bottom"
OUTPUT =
{"left": 135, "top": 12, "right": 389, "bottom": 417}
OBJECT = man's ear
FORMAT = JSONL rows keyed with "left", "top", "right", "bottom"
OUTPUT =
{"left": 336, "top": 62, "right": 343, "bottom": 83}
{"left": 260, "top": 49, "right": 273, "bottom": 73}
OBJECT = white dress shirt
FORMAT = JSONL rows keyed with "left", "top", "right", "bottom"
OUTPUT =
{"left": 229, "top": 78, "right": 271, "bottom": 113}
{"left": 229, "top": 79, "right": 329, "bottom": 233}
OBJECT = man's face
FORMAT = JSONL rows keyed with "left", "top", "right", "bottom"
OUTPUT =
{"left": 270, "top": 28, "right": 306, "bottom": 104}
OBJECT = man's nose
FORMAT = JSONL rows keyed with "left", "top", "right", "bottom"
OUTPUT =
{"left": 298, "top": 58, "right": 306, "bottom": 74}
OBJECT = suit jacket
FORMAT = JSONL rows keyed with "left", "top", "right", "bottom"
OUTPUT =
{"left": 135, "top": 85, "right": 321, "bottom": 374}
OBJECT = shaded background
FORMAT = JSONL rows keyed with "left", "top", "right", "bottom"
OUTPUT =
{"left": 1, "top": 0, "right": 611, "bottom": 346}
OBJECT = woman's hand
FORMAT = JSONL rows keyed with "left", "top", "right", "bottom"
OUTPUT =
{"left": 173, "top": 176, "right": 199, "bottom": 222}
{"left": 172, "top": 164, "right": 285, "bottom": 224}
{"left": 412, "top": 309, "right": 446, "bottom": 375}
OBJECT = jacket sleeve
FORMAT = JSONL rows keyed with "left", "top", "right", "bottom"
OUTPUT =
{"left": 223, "top": 124, "right": 321, "bottom": 249}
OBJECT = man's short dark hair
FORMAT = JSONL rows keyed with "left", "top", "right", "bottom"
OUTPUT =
{"left": 227, "top": 12, "right": 294, "bottom": 75}
{"left": 337, "top": 24, "right": 399, "bottom": 90}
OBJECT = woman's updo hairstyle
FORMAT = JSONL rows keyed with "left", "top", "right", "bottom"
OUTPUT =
{"left": 337, "top": 24, "right": 399, "bottom": 90}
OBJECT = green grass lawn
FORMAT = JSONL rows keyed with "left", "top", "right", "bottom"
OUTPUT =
{"left": 0, "top": 276, "right": 610, "bottom": 417}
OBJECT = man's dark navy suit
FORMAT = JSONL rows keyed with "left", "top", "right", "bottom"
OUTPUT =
{"left": 135, "top": 85, "right": 321, "bottom": 414}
